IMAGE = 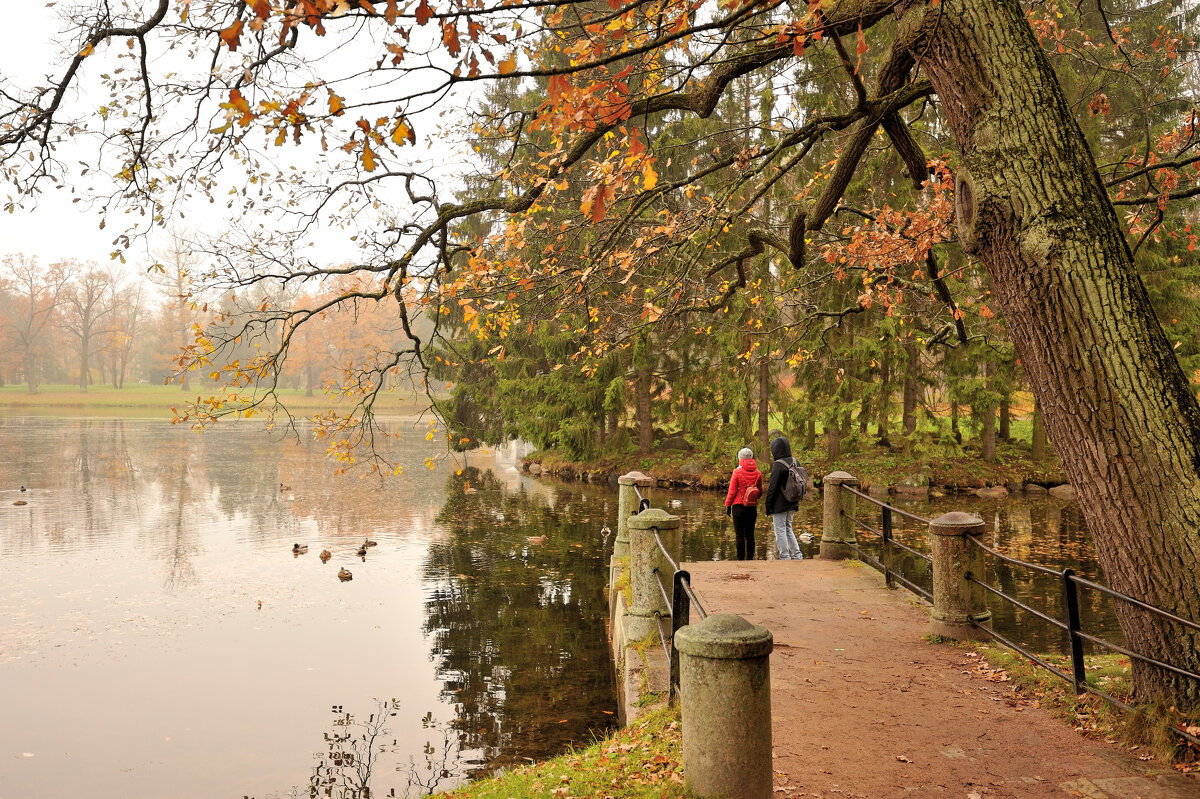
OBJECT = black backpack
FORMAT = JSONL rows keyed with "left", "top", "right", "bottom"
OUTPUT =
{"left": 776, "top": 459, "right": 808, "bottom": 503}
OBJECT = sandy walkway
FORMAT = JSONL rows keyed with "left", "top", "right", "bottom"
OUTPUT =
{"left": 683, "top": 558, "right": 1198, "bottom": 799}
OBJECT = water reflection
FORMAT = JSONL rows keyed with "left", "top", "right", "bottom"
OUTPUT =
{"left": 426, "top": 466, "right": 618, "bottom": 777}
{"left": 0, "top": 415, "right": 1112, "bottom": 799}
{"left": 0, "top": 417, "right": 612, "bottom": 799}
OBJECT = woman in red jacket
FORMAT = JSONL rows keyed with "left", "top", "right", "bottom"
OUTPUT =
{"left": 724, "top": 447, "right": 762, "bottom": 560}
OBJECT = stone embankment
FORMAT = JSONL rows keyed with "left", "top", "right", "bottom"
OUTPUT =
{"left": 522, "top": 456, "right": 1078, "bottom": 500}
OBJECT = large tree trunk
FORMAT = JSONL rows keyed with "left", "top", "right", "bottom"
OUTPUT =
{"left": 636, "top": 365, "right": 652, "bottom": 454}
{"left": 1031, "top": 399, "right": 1048, "bottom": 458}
{"left": 920, "top": 0, "right": 1200, "bottom": 707}
{"left": 902, "top": 342, "right": 918, "bottom": 435}
{"left": 876, "top": 356, "right": 891, "bottom": 441}
{"left": 24, "top": 351, "right": 37, "bottom": 394}
{"left": 980, "top": 404, "right": 996, "bottom": 463}
{"left": 78, "top": 341, "right": 89, "bottom": 392}
{"left": 758, "top": 356, "right": 769, "bottom": 449}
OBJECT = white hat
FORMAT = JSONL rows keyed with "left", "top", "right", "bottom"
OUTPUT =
{"left": 737, "top": 447, "right": 754, "bottom": 460}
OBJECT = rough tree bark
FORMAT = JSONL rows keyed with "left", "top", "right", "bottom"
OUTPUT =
{"left": 980, "top": 405, "right": 996, "bottom": 463}
{"left": 1031, "top": 398, "right": 1048, "bottom": 458}
{"left": 758, "top": 357, "right": 770, "bottom": 449}
{"left": 916, "top": 0, "right": 1200, "bottom": 707}
{"left": 902, "top": 342, "right": 918, "bottom": 435}
{"left": 636, "top": 364, "right": 652, "bottom": 455}
{"left": 877, "top": 356, "right": 891, "bottom": 441}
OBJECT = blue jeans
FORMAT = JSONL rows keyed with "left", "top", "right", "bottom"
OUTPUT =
{"left": 771, "top": 511, "right": 802, "bottom": 560}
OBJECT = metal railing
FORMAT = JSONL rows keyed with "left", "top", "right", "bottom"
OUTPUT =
{"left": 841, "top": 485, "right": 933, "bottom": 602}
{"left": 962, "top": 535, "right": 1200, "bottom": 747}
{"left": 650, "top": 526, "right": 708, "bottom": 698}
{"left": 633, "top": 485, "right": 651, "bottom": 513}
{"left": 835, "top": 482, "right": 1200, "bottom": 747}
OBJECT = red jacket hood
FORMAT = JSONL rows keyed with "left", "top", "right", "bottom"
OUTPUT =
{"left": 739, "top": 458, "right": 759, "bottom": 471}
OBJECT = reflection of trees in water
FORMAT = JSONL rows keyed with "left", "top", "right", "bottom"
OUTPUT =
{"left": 258, "top": 700, "right": 467, "bottom": 799}
{"left": 424, "top": 467, "right": 617, "bottom": 777}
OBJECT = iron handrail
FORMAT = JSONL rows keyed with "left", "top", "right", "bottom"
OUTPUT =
{"left": 841, "top": 510, "right": 933, "bottom": 563}
{"left": 968, "top": 619, "right": 1075, "bottom": 683}
{"left": 649, "top": 528, "right": 710, "bottom": 698}
{"left": 1069, "top": 574, "right": 1200, "bottom": 634}
{"left": 841, "top": 485, "right": 932, "bottom": 524}
{"left": 833, "top": 477, "right": 1200, "bottom": 747}
{"left": 960, "top": 541, "right": 1200, "bottom": 747}
{"left": 841, "top": 504, "right": 933, "bottom": 599}
{"left": 965, "top": 534, "right": 1062, "bottom": 577}
{"left": 965, "top": 573, "right": 1069, "bottom": 631}
{"left": 633, "top": 485, "right": 651, "bottom": 513}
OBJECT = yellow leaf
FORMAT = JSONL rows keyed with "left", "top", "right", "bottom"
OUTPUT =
{"left": 328, "top": 90, "right": 346, "bottom": 117}
{"left": 79, "top": 42, "right": 95, "bottom": 58}
{"left": 391, "top": 118, "right": 415, "bottom": 146}
{"left": 362, "top": 141, "right": 377, "bottom": 172}
{"left": 498, "top": 51, "right": 518, "bottom": 74}
{"left": 642, "top": 160, "right": 658, "bottom": 191}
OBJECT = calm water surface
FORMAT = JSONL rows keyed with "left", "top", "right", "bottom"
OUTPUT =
{"left": 0, "top": 417, "right": 618, "bottom": 799}
{"left": 0, "top": 416, "right": 1108, "bottom": 798}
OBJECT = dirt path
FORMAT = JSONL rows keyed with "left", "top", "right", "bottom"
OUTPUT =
{"left": 683, "top": 559, "right": 1198, "bottom": 799}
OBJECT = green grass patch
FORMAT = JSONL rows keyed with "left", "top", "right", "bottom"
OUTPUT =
{"left": 442, "top": 707, "right": 690, "bottom": 799}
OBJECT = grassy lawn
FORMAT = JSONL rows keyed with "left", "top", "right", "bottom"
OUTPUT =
{"left": 0, "top": 383, "right": 430, "bottom": 418}
{"left": 442, "top": 707, "right": 690, "bottom": 799}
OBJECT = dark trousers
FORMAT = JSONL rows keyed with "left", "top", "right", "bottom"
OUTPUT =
{"left": 731, "top": 504, "right": 757, "bottom": 560}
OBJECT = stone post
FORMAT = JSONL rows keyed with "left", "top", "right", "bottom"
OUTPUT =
{"left": 615, "top": 470, "right": 654, "bottom": 558}
{"left": 928, "top": 511, "right": 992, "bottom": 640}
{"left": 675, "top": 614, "right": 773, "bottom": 799}
{"left": 820, "top": 471, "right": 858, "bottom": 560}
{"left": 626, "top": 507, "right": 681, "bottom": 642}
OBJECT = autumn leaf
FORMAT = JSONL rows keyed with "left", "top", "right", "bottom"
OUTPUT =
{"left": 220, "top": 19, "right": 244, "bottom": 51}
{"left": 498, "top": 51, "right": 518, "bottom": 75}
{"left": 385, "top": 0, "right": 398, "bottom": 24}
{"left": 441, "top": 19, "right": 461, "bottom": 56}
{"left": 642, "top": 160, "right": 658, "bottom": 191}
{"left": 580, "top": 182, "right": 611, "bottom": 223}
{"left": 548, "top": 74, "right": 571, "bottom": 103}
{"left": 362, "top": 140, "right": 378, "bottom": 172}
{"left": 328, "top": 89, "right": 346, "bottom": 117}
{"left": 228, "top": 89, "right": 254, "bottom": 126}
{"left": 415, "top": 0, "right": 433, "bottom": 26}
{"left": 78, "top": 42, "right": 95, "bottom": 58}
{"left": 249, "top": 0, "right": 271, "bottom": 23}
{"left": 391, "top": 117, "right": 415, "bottom": 146}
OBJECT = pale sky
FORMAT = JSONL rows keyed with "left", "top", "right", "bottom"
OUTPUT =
{"left": 0, "top": 3, "right": 481, "bottom": 275}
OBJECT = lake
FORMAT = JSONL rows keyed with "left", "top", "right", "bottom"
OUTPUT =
{"left": 0, "top": 416, "right": 1109, "bottom": 798}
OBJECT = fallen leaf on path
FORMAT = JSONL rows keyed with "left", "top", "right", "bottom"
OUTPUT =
{"left": 895, "top": 755, "right": 910, "bottom": 762}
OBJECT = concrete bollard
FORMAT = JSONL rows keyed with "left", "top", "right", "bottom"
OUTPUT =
{"left": 928, "top": 511, "right": 992, "bottom": 640}
{"left": 615, "top": 470, "right": 655, "bottom": 559}
{"left": 675, "top": 614, "right": 773, "bottom": 799}
{"left": 625, "top": 507, "right": 681, "bottom": 642}
{"left": 820, "top": 471, "right": 858, "bottom": 560}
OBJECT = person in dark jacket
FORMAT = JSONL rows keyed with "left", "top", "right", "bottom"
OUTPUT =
{"left": 724, "top": 446, "right": 762, "bottom": 560}
{"left": 764, "top": 436, "right": 803, "bottom": 560}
